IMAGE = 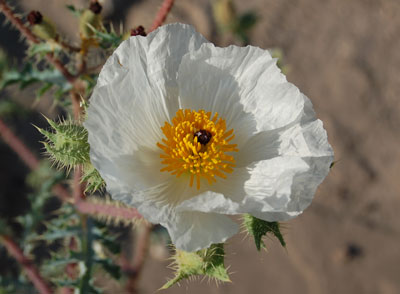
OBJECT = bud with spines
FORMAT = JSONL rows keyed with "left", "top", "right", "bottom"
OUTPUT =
{"left": 162, "top": 243, "right": 230, "bottom": 289}
{"left": 35, "top": 117, "right": 105, "bottom": 193}
{"left": 36, "top": 117, "right": 90, "bottom": 170}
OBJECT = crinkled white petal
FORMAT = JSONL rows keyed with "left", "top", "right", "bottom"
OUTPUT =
{"left": 163, "top": 211, "right": 238, "bottom": 252}
{"left": 177, "top": 43, "right": 304, "bottom": 145}
{"left": 107, "top": 179, "right": 238, "bottom": 252}
{"left": 85, "top": 23, "right": 208, "bottom": 193}
{"left": 175, "top": 93, "right": 334, "bottom": 221}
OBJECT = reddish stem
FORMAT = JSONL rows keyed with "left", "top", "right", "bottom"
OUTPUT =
{"left": 0, "top": 118, "right": 70, "bottom": 200}
{"left": 73, "top": 166, "right": 85, "bottom": 202}
{"left": 0, "top": 118, "right": 40, "bottom": 170}
{"left": 75, "top": 200, "right": 142, "bottom": 220}
{"left": 149, "top": 0, "right": 174, "bottom": 32}
{"left": 122, "top": 224, "right": 152, "bottom": 293}
{"left": 0, "top": 235, "right": 53, "bottom": 294}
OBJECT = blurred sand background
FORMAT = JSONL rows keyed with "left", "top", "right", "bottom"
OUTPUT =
{"left": 1, "top": 0, "right": 400, "bottom": 293}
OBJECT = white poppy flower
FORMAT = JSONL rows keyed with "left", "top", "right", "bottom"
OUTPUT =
{"left": 84, "top": 23, "right": 334, "bottom": 252}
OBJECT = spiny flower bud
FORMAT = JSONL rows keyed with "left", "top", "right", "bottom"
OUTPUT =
{"left": 27, "top": 10, "right": 57, "bottom": 41}
{"left": 162, "top": 244, "right": 230, "bottom": 289}
{"left": 35, "top": 117, "right": 90, "bottom": 170}
{"left": 130, "top": 25, "right": 146, "bottom": 37}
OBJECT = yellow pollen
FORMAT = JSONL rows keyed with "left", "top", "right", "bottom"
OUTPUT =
{"left": 157, "top": 109, "right": 238, "bottom": 189}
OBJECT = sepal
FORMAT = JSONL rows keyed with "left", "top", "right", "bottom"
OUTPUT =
{"left": 242, "top": 214, "right": 286, "bottom": 251}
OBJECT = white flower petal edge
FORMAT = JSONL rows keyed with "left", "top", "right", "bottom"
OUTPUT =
{"left": 85, "top": 23, "right": 207, "bottom": 191}
{"left": 84, "top": 23, "right": 334, "bottom": 252}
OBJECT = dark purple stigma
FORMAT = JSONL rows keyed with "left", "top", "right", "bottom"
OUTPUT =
{"left": 194, "top": 130, "right": 212, "bottom": 145}
{"left": 89, "top": 1, "right": 102, "bottom": 14}
{"left": 27, "top": 11, "right": 43, "bottom": 25}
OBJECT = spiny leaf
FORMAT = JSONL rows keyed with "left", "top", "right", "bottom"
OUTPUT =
{"left": 242, "top": 214, "right": 286, "bottom": 251}
{"left": 36, "top": 82, "right": 53, "bottom": 99}
{"left": 161, "top": 243, "right": 230, "bottom": 289}
{"left": 94, "top": 258, "right": 121, "bottom": 280}
{"left": 28, "top": 42, "right": 61, "bottom": 57}
{"left": 0, "top": 63, "right": 71, "bottom": 93}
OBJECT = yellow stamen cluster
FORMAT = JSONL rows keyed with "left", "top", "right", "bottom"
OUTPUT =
{"left": 157, "top": 109, "right": 238, "bottom": 189}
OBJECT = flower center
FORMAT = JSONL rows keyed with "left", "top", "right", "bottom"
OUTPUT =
{"left": 157, "top": 109, "right": 238, "bottom": 189}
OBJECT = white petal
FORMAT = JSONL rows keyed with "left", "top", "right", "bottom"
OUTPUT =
{"left": 176, "top": 156, "right": 332, "bottom": 222}
{"left": 163, "top": 211, "right": 238, "bottom": 252}
{"left": 177, "top": 43, "right": 304, "bottom": 146}
{"left": 85, "top": 24, "right": 208, "bottom": 192}
{"left": 175, "top": 94, "right": 334, "bottom": 221}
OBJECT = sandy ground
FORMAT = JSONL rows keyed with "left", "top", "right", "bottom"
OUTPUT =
{"left": 1, "top": 0, "right": 400, "bottom": 293}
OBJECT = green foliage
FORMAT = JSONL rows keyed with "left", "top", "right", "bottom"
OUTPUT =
{"left": 0, "top": 63, "right": 72, "bottom": 101}
{"left": 162, "top": 243, "right": 230, "bottom": 289}
{"left": 212, "top": 0, "right": 258, "bottom": 45}
{"left": 242, "top": 214, "right": 286, "bottom": 251}
{"left": 233, "top": 12, "right": 258, "bottom": 45}
{"left": 66, "top": 5, "right": 82, "bottom": 17}
{"left": 82, "top": 163, "right": 105, "bottom": 193}
{"left": 38, "top": 204, "right": 123, "bottom": 289}
{"left": 28, "top": 42, "right": 61, "bottom": 57}
{"left": 79, "top": 9, "right": 102, "bottom": 39}
{"left": 0, "top": 276, "right": 37, "bottom": 294}
{"left": 36, "top": 117, "right": 90, "bottom": 170}
{"left": 89, "top": 25, "right": 124, "bottom": 50}
{"left": 0, "top": 99, "right": 28, "bottom": 119}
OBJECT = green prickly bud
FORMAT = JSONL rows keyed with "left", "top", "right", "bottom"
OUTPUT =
{"left": 242, "top": 214, "right": 286, "bottom": 251}
{"left": 36, "top": 117, "right": 90, "bottom": 170}
{"left": 79, "top": 2, "right": 102, "bottom": 39}
{"left": 161, "top": 243, "right": 230, "bottom": 289}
